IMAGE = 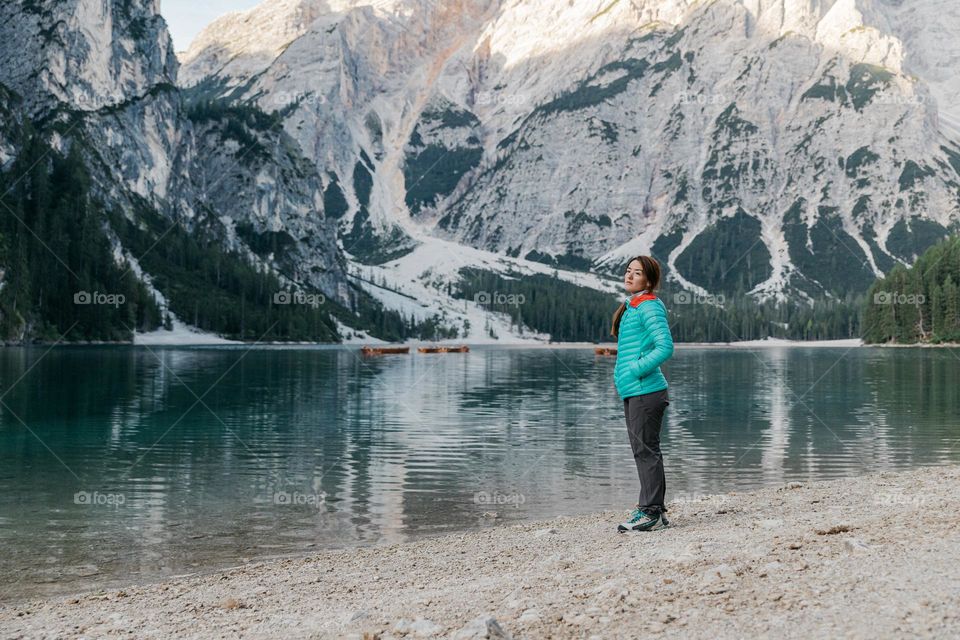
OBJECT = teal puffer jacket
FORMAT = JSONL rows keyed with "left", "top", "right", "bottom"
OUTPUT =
{"left": 614, "top": 292, "right": 675, "bottom": 400}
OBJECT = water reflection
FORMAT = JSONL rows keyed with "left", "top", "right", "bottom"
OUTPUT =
{"left": 758, "top": 348, "right": 790, "bottom": 486}
{"left": 0, "top": 345, "right": 958, "bottom": 600}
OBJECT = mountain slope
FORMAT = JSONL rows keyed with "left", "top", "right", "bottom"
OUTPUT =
{"left": 0, "top": 0, "right": 358, "bottom": 342}
{"left": 181, "top": 0, "right": 960, "bottom": 313}
{"left": 5, "top": 0, "right": 959, "bottom": 342}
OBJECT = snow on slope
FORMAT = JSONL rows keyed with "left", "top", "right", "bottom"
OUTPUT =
{"left": 134, "top": 319, "right": 242, "bottom": 345}
{"left": 351, "top": 236, "right": 621, "bottom": 343}
{"left": 178, "top": 0, "right": 960, "bottom": 335}
{"left": 108, "top": 230, "right": 241, "bottom": 345}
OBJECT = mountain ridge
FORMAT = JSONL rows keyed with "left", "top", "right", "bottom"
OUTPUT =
{"left": 180, "top": 0, "right": 960, "bottom": 308}
{"left": 2, "top": 0, "right": 960, "bottom": 343}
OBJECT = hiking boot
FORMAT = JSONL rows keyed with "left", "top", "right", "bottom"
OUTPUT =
{"left": 617, "top": 507, "right": 661, "bottom": 532}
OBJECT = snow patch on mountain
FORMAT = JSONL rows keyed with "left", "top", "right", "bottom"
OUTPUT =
{"left": 170, "top": 0, "right": 960, "bottom": 324}
{"left": 350, "top": 235, "right": 620, "bottom": 342}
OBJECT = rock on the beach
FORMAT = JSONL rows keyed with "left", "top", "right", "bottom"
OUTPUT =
{"left": 453, "top": 615, "right": 511, "bottom": 639}
{"left": 394, "top": 617, "right": 441, "bottom": 637}
{"left": 702, "top": 563, "right": 737, "bottom": 583}
{"left": 844, "top": 538, "right": 872, "bottom": 554}
{"left": 518, "top": 608, "right": 541, "bottom": 624}
{"left": 346, "top": 610, "right": 369, "bottom": 623}
{"left": 562, "top": 612, "right": 590, "bottom": 625}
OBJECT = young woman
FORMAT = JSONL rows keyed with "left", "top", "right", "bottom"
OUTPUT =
{"left": 611, "top": 255, "right": 675, "bottom": 532}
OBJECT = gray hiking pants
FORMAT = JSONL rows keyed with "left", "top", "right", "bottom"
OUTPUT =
{"left": 623, "top": 389, "right": 670, "bottom": 514}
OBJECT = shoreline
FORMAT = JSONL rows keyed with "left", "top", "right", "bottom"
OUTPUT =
{"left": 6, "top": 336, "right": 959, "bottom": 348}
{"left": 0, "top": 338, "right": 891, "bottom": 348}
{"left": 3, "top": 465, "right": 958, "bottom": 639}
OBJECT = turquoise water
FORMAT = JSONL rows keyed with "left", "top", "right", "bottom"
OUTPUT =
{"left": 1, "top": 345, "right": 958, "bottom": 600}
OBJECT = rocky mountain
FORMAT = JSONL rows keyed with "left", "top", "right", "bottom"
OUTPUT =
{"left": 3, "top": 0, "right": 959, "bottom": 343}
{"left": 0, "top": 0, "right": 618, "bottom": 344}
{"left": 181, "top": 0, "right": 960, "bottom": 314}
{"left": 0, "top": 0, "right": 359, "bottom": 343}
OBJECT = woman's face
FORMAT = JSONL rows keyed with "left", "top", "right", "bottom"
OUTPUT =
{"left": 624, "top": 259, "right": 648, "bottom": 294}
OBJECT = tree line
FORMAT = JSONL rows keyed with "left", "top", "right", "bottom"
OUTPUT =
{"left": 0, "top": 132, "right": 162, "bottom": 342}
{"left": 862, "top": 236, "right": 960, "bottom": 344}
{"left": 455, "top": 267, "right": 864, "bottom": 343}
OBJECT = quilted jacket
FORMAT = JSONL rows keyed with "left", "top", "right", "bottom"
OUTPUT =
{"left": 613, "top": 292, "right": 674, "bottom": 400}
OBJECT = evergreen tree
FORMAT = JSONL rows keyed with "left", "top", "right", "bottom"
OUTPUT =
{"left": 863, "top": 236, "right": 960, "bottom": 344}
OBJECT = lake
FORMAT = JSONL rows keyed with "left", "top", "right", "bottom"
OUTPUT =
{"left": 1, "top": 344, "right": 958, "bottom": 600}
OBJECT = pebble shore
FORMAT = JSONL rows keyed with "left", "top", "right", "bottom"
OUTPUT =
{"left": 2, "top": 465, "right": 959, "bottom": 639}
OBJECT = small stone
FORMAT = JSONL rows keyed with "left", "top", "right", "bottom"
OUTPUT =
{"left": 702, "top": 563, "right": 736, "bottom": 583}
{"left": 816, "top": 524, "right": 852, "bottom": 535}
{"left": 563, "top": 613, "right": 589, "bottom": 625}
{"left": 348, "top": 610, "right": 369, "bottom": 623}
{"left": 755, "top": 518, "right": 784, "bottom": 529}
{"left": 844, "top": 537, "right": 871, "bottom": 553}
{"left": 534, "top": 527, "right": 558, "bottom": 537}
{"left": 453, "top": 615, "right": 511, "bottom": 639}
{"left": 221, "top": 598, "right": 239, "bottom": 610}
{"left": 785, "top": 481, "right": 804, "bottom": 489}
{"left": 518, "top": 609, "right": 541, "bottom": 624}
{"left": 407, "top": 618, "right": 441, "bottom": 637}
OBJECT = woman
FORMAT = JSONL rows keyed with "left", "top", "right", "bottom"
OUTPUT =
{"left": 611, "top": 255, "right": 674, "bottom": 532}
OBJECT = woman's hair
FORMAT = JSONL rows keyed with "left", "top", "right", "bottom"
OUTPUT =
{"left": 610, "top": 255, "right": 662, "bottom": 337}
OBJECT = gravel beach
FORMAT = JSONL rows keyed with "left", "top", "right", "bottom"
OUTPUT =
{"left": 2, "top": 465, "right": 959, "bottom": 639}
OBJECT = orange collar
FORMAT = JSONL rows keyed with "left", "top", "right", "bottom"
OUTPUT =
{"left": 629, "top": 293, "right": 657, "bottom": 307}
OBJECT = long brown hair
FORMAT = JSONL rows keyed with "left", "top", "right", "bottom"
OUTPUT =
{"left": 611, "top": 255, "right": 662, "bottom": 337}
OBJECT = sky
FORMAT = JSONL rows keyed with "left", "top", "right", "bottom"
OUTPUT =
{"left": 160, "top": 0, "right": 262, "bottom": 51}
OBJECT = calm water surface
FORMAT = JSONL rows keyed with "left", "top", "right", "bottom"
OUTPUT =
{"left": 1, "top": 345, "right": 959, "bottom": 600}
